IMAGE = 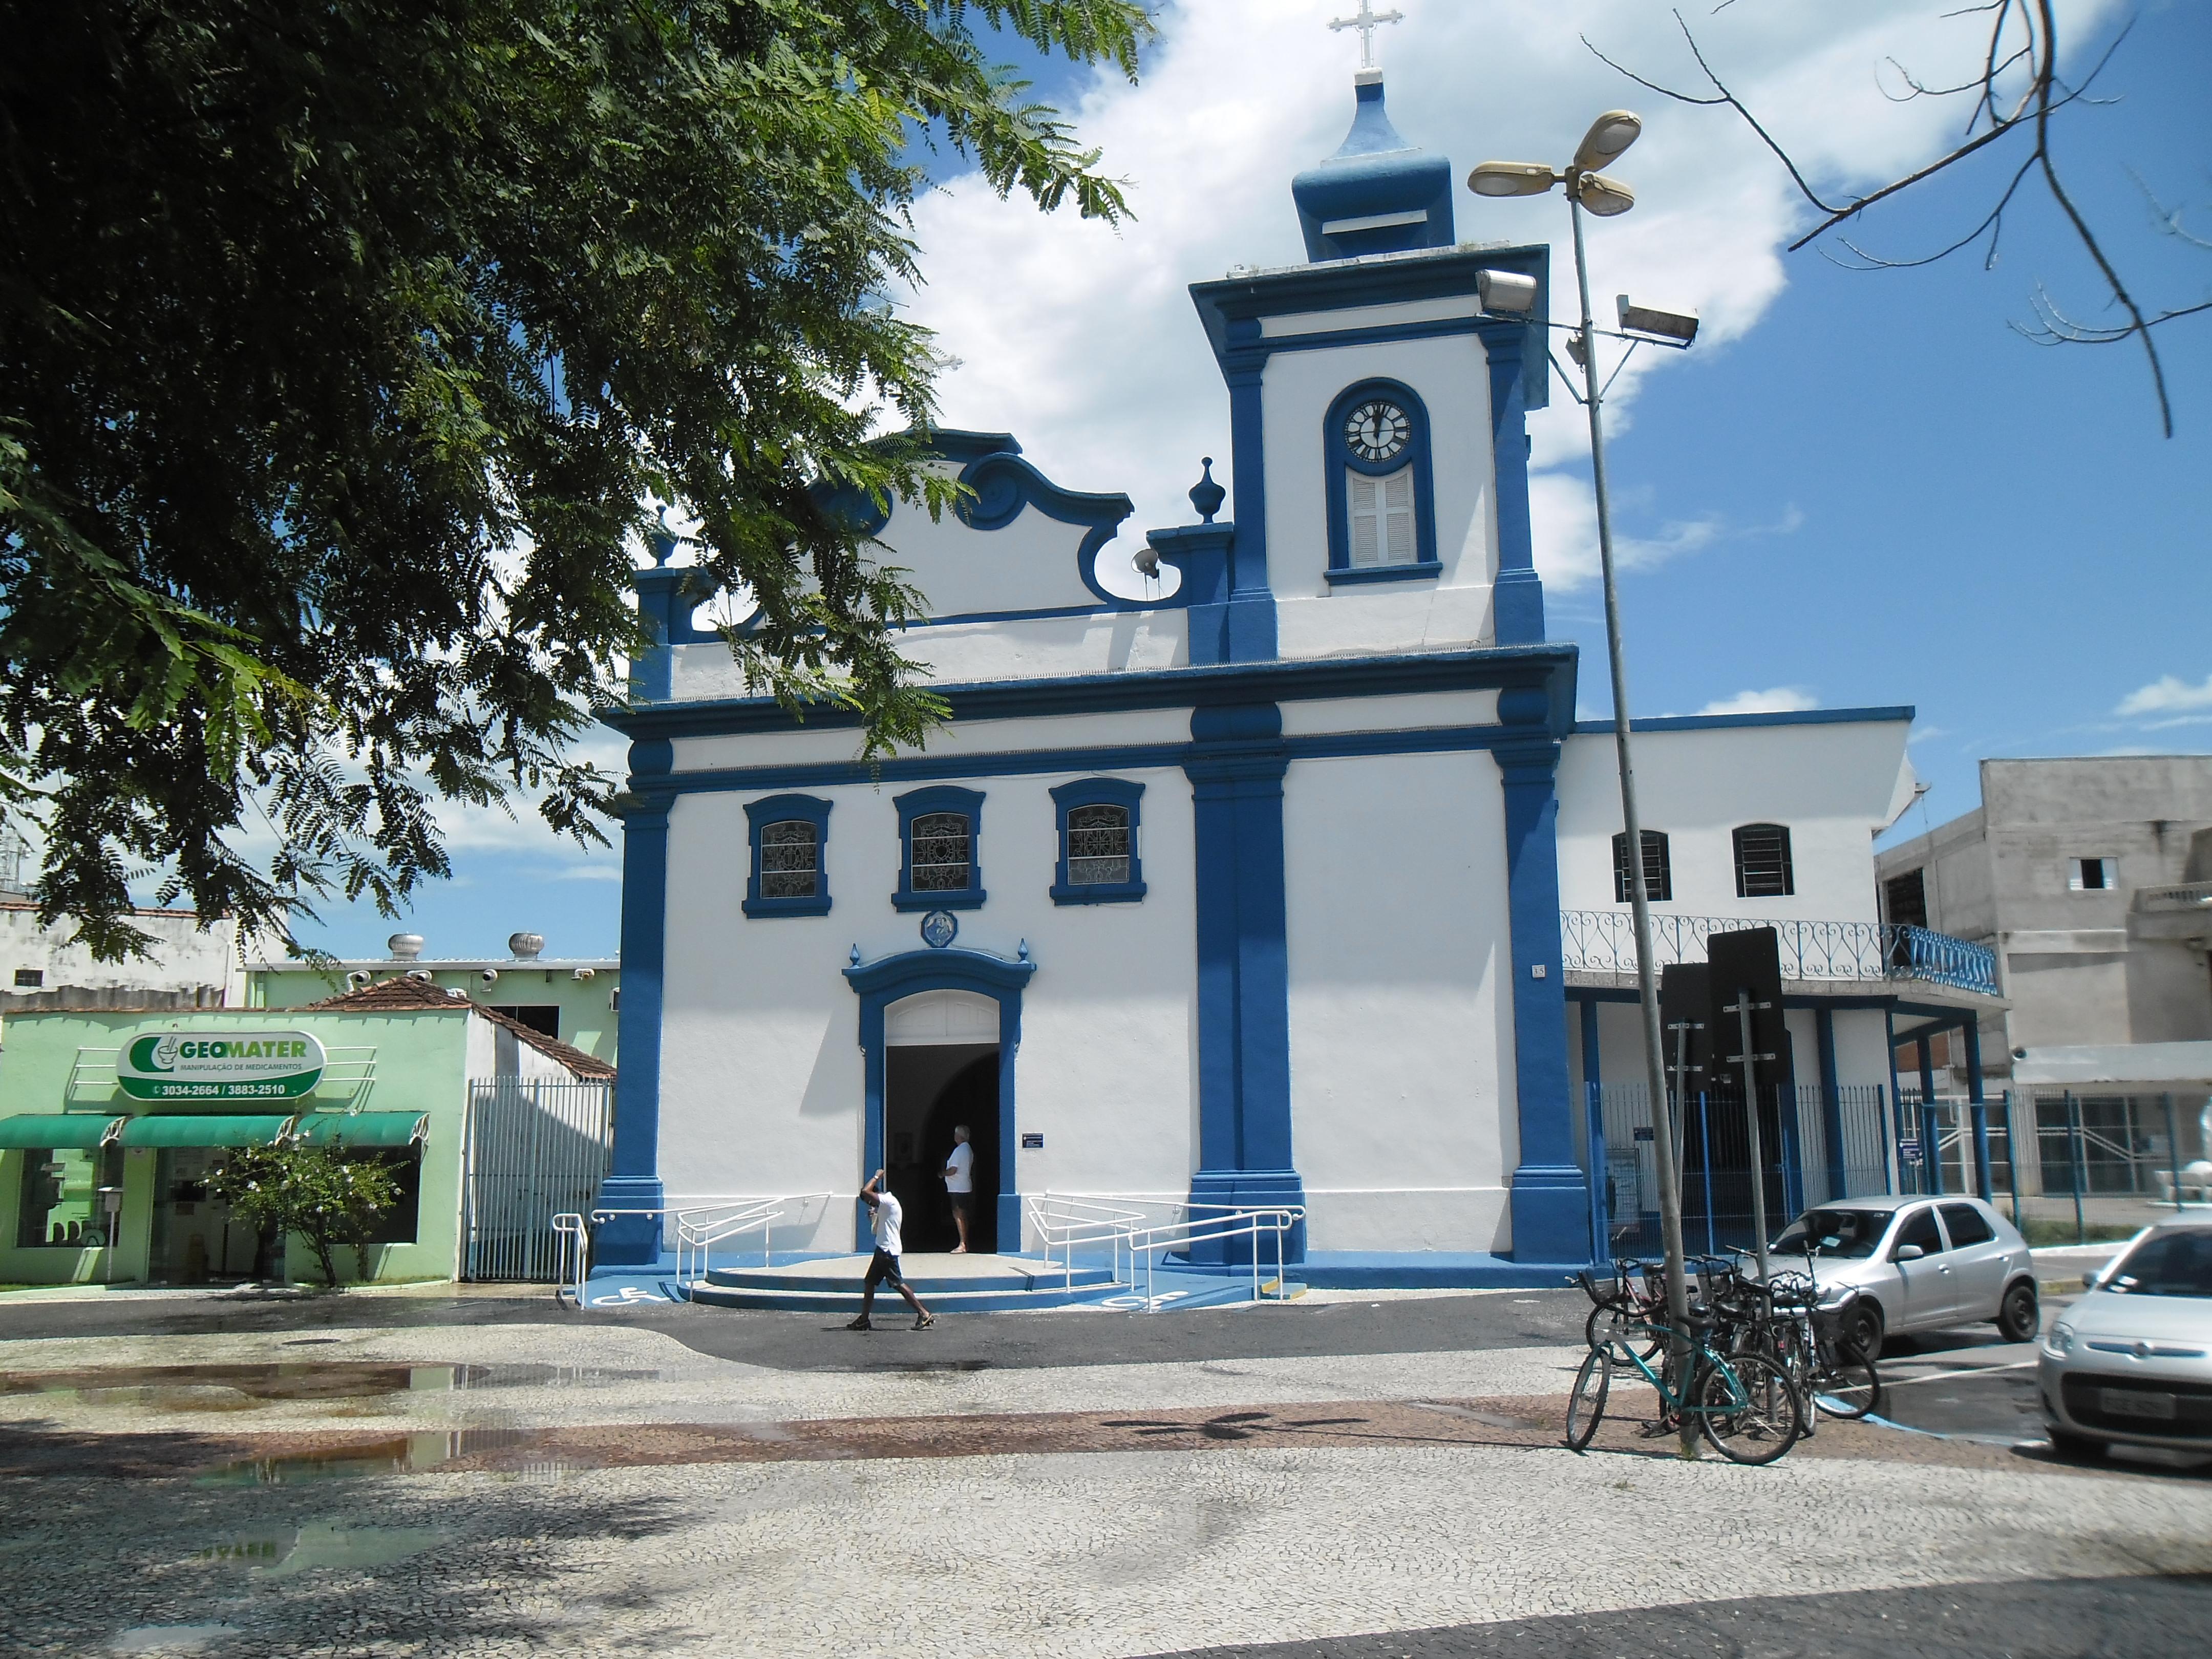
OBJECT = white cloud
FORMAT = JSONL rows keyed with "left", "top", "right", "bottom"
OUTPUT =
{"left": 1697, "top": 686, "right": 1818, "bottom": 716}
{"left": 899, "top": 1, "right": 2120, "bottom": 591}
{"left": 2116, "top": 673, "right": 2212, "bottom": 717}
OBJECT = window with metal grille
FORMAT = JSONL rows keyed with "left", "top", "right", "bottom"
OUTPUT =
{"left": 1732, "top": 823, "right": 1795, "bottom": 898}
{"left": 1065, "top": 804, "right": 1131, "bottom": 886}
{"left": 909, "top": 813, "right": 972, "bottom": 892}
{"left": 759, "top": 820, "right": 819, "bottom": 898}
{"left": 1611, "top": 830, "right": 1672, "bottom": 903}
{"left": 1347, "top": 465, "right": 1417, "bottom": 566}
{"left": 1884, "top": 868, "right": 1928, "bottom": 929}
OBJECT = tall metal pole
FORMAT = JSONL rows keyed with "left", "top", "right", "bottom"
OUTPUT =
{"left": 1569, "top": 194, "right": 1695, "bottom": 1455}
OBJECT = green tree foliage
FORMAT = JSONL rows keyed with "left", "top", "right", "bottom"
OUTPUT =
{"left": 206, "top": 1137, "right": 406, "bottom": 1285}
{"left": 0, "top": 1, "right": 1148, "bottom": 958}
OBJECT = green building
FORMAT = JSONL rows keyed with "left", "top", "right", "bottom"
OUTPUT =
{"left": 0, "top": 977, "right": 614, "bottom": 1287}
{"left": 246, "top": 931, "right": 620, "bottom": 1065}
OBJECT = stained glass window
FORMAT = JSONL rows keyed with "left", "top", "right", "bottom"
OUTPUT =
{"left": 759, "top": 820, "right": 819, "bottom": 899}
{"left": 1065, "top": 804, "right": 1132, "bottom": 886}
{"left": 910, "top": 812, "right": 972, "bottom": 892}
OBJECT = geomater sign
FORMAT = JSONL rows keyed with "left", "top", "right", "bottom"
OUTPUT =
{"left": 118, "top": 1031, "right": 327, "bottom": 1101}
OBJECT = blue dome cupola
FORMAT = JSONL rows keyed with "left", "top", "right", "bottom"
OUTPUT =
{"left": 1291, "top": 71, "right": 1456, "bottom": 263}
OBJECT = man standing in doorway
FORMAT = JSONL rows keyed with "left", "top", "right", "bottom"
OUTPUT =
{"left": 849, "top": 1168, "right": 933, "bottom": 1331}
{"left": 944, "top": 1125, "right": 976, "bottom": 1254}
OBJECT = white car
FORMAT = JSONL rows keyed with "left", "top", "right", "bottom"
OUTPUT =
{"left": 2039, "top": 1219, "right": 2212, "bottom": 1458}
{"left": 1769, "top": 1193, "right": 2039, "bottom": 1358}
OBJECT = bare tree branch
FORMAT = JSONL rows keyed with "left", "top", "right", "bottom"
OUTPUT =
{"left": 1587, "top": 4, "right": 2196, "bottom": 436}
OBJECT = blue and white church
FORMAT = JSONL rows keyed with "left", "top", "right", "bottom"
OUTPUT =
{"left": 596, "top": 63, "right": 2003, "bottom": 1279}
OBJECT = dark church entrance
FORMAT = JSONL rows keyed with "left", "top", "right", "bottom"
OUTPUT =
{"left": 883, "top": 1043, "right": 999, "bottom": 1253}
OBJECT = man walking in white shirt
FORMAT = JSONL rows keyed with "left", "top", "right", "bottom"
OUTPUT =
{"left": 848, "top": 1168, "right": 933, "bottom": 1331}
{"left": 943, "top": 1125, "right": 976, "bottom": 1254}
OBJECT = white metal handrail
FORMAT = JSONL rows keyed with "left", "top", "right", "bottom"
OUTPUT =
{"left": 672, "top": 1193, "right": 833, "bottom": 1287}
{"left": 1024, "top": 1193, "right": 1304, "bottom": 1310}
{"left": 550, "top": 1211, "right": 589, "bottom": 1307}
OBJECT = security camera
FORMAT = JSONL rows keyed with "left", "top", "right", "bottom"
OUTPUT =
{"left": 405, "top": 968, "right": 432, "bottom": 983}
{"left": 480, "top": 968, "right": 500, "bottom": 986}
{"left": 572, "top": 966, "right": 596, "bottom": 982}
{"left": 346, "top": 970, "right": 371, "bottom": 989}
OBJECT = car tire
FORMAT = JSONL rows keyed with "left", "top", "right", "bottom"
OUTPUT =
{"left": 2046, "top": 1427, "right": 2102, "bottom": 1462}
{"left": 1848, "top": 1301, "right": 1886, "bottom": 1362}
{"left": 1995, "top": 1279, "right": 2039, "bottom": 1344}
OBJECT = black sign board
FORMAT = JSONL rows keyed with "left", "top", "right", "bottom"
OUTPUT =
{"left": 1657, "top": 963, "right": 1711, "bottom": 1088}
{"left": 1706, "top": 927, "right": 1788, "bottom": 1095}
{"left": 1020, "top": 1132, "right": 1045, "bottom": 1150}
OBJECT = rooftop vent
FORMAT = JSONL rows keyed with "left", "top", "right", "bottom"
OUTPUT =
{"left": 388, "top": 933, "right": 424, "bottom": 961}
{"left": 508, "top": 932, "right": 545, "bottom": 961}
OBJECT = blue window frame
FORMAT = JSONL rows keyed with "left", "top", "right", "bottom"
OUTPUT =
{"left": 741, "top": 794, "right": 833, "bottom": 918}
{"left": 1323, "top": 378, "right": 1441, "bottom": 585}
{"left": 894, "top": 785, "right": 987, "bottom": 910}
{"left": 1049, "top": 778, "right": 1146, "bottom": 905}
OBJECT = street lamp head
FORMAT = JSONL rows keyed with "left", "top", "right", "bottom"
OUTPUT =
{"left": 1475, "top": 269, "right": 1541, "bottom": 315}
{"left": 1572, "top": 111, "right": 1643, "bottom": 174}
{"left": 1617, "top": 294, "right": 1699, "bottom": 346}
{"left": 1467, "top": 160, "right": 1559, "bottom": 198}
{"left": 1573, "top": 171, "right": 1636, "bottom": 217}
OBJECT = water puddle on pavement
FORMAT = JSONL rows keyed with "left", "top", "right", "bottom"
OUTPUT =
{"left": 1, "top": 1364, "right": 483, "bottom": 1410}
{"left": 198, "top": 1429, "right": 579, "bottom": 1483}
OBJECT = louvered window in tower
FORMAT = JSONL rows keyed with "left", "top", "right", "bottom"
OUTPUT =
{"left": 1348, "top": 465, "right": 1417, "bottom": 566}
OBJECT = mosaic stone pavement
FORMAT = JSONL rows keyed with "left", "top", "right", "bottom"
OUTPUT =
{"left": 3, "top": 1306, "right": 2209, "bottom": 1656}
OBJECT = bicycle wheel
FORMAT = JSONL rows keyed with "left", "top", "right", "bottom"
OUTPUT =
{"left": 1697, "top": 1353, "right": 1804, "bottom": 1466}
{"left": 1812, "top": 1342, "right": 1883, "bottom": 1421}
{"left": 1565, "top": 1347, "right": 1611, "bottom": 1452}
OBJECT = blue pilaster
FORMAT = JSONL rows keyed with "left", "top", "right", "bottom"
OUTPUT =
{"left": 1494, "top": 690, "right": 1584, "bottom": 1263}
{"left": 1221, "top": 328, "right": 1279, "bottom": 663}
{"left": 1184, "top": 701, "right": 1302, "bottom": 1258}
{"left": 1150, "top": 523, "right": 1235, "bottom": 667}
{"left": 595, "top": 742, "right": 674, "bottom": 1264}
{"left": 1484, "top": 322, "right": 1546, "bottom": 646}
{"left": 1816, "top": 1006, "right": 1846, "bottom": 1204}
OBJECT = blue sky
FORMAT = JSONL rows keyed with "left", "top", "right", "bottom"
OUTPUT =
{"left": 287, "top": 1, "right": 2208, "bottom": 960}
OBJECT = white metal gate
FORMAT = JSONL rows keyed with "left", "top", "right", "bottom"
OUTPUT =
{"left": 461, "top": 1077, "right": 613, "bottom": 1281}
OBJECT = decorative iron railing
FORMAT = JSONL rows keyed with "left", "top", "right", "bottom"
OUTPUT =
{"left": 1559, "top": 910, "right": 1999, "bottom": 997}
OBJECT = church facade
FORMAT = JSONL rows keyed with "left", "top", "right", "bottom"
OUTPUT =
{"left": 595, "top": 72, "right": 1996, "bottom": 1274}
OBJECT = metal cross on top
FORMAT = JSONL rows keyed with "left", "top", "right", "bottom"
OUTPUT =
{"left": 1328, "top": 0, "right": 1405, "bottom": 71}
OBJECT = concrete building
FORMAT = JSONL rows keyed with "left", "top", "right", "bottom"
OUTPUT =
{"left": 1876, "top": 757, "right": 2212, "bottom": 1085}
{"left": 247, "top": 932, "right": 621, "bottom": 1065}
{"left": 4, "top": 895, "right": 243, "bottom": 1013}
{"left": 1876, "top": 756, "right": 2212, "bottom": 1199}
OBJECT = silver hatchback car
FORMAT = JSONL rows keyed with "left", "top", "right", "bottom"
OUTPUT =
{"left": 1769, "top": 1193, "right": 2039, "bottom": 1358}
{"left": 2039, "top": 1219, "right": 2212, "bottom": 1458}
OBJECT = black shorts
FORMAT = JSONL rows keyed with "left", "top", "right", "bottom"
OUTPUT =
{"left": 948, "top": 1193, "right": 973, "bottom": 1218}
{"left": 863, "top": 1248, "right": 904, "bottom": 1289}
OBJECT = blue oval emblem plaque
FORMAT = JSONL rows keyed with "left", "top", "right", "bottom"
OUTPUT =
{"left": 920, "top": 910, "right": 958, "bottom": 949}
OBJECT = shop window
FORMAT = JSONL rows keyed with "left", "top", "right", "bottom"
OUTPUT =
{"left": 15, "top": 1145, "right": 120, "bottom": 1248}
{"left": 354, "top": 1149, "right": 424, "bottom": 1246}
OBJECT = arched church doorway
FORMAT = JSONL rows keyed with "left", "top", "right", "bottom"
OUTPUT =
{"left": 883, "top": 990, "right": 1001, "bottom": 1253}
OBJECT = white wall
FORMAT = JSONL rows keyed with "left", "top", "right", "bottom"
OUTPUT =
{"left": 1, "top": 903, "right": 241, "bottom": 1009}
{"left": 654, "top": 753, "right": 1198, "bottom": 1252}
{"left": 1284, "top": 748, "right": 1517, "bottom": 1252}
{"left": 1556, "top": 719, "right": 1914, "bottom": 925}
{"left": 1261, "top": 322, "right": 1500, "bottom": 662}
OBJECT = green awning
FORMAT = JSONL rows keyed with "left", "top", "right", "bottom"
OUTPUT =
{"left": 118, "top": 1114, "right": 294, "bottom": 1148}
{"left": 0, "top": 1115, "right": 125, "bottom": 1150}
{"left": 293, "top": 1112, "right": 428, "bottom": 1148}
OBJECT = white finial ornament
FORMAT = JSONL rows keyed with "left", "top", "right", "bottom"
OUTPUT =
{"left": 1328, "top": 0, "right": 1405, "bottom": 72}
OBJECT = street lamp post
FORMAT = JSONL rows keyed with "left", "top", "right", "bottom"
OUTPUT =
{"left": 1470, "top": 113, "right": 1702, "bottom": 1454}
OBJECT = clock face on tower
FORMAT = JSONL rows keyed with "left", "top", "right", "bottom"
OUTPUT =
{"left": 1344, "top": 398, "right": 1412, "bottom": 463}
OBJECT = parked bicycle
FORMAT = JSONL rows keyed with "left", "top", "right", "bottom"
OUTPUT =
{"left": 1714, "top": 1249, "right": 1883, "bottom": 1426}
{"left": 1565, "top": 1294, "right": 1806, "bottom": 1465}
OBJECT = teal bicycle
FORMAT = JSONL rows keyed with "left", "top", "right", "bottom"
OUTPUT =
{"left": 1565, "top": 1304, "right": 1805, "bottom": 1465}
